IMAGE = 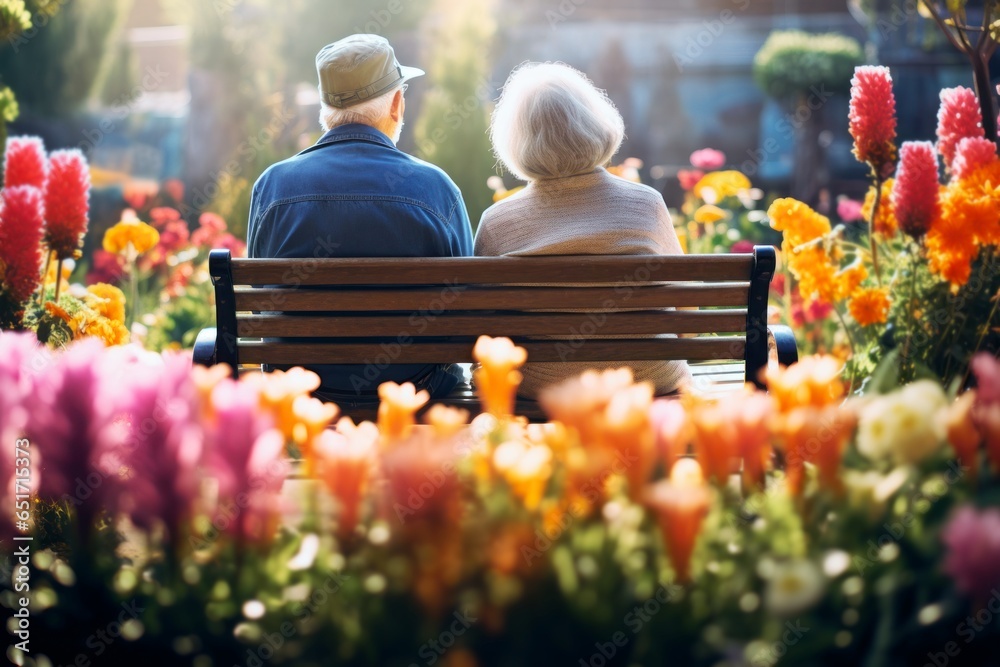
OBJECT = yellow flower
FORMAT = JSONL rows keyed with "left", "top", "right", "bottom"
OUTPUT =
{"left": 84, "top": 283, "right": 127, "bottom": 323}
{"left": 693, "top": 204, "right": 727, "bottom": 224}
{"left": 765, "top": 355, "right": 845, "bottom": 412}
{"left": 103, "top": 218, "right": 160, "bottom": 255}
{"left": 848, "top": 287, "right": 891, "bottom": 327}
{"left": 258, "top": 367, "right": 323, "bottom": 440}
{"left": 693, "top": 170, "right": 751, "bottom": 203}
{"left": 473, "top": 336, "right": 527, "bottom": 418}
{"left": 72, "top": 308, "right": 130, "bottom": 346}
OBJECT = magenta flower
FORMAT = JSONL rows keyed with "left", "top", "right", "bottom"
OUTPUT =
{"left": 972, "top": 354, "right": 1000, "bottom": 405}
{"left": 937, "top": 87, "right": 984, "bottom": 170}
{"left": 690, "top": 148, "right": 726, "bottom": 170}
{"left": 4, "top": 136, "right": 47, "bottom": 190}
{"left": 0, "top": 333, "right": 49, "bottom": 537}
{"left": 0, "top": 185, "right": 46, "bottom": 306}
{"left": 849, "top": 66, "right": 897, "bottom": 175}
{"left": 891, "top": 142, "right": 940, "bottom": 239}
{"left": 204, "top": 379, "right": 287, "bottom": 544}
{"left": 951, "top": 137, "right": 998, "bottom": 180}
{"left": 942, "top": 506, "right": 1000, "bottom": 601}
{"left": 43, "top": 150, "right": 90, "bottom": 261}
{"left": 837, "top": 197, "right": 865, "bottom": 223}
{"left": 729, "top": 240, "right": 755, "bottom": 254}
{"left": 112, "top": 351, "right": 203, "bottom": 542}
{"left": 24, "top": 339, "right": 127, "bottom": 532}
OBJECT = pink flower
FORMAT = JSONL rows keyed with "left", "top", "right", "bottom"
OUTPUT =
{"left": 849, "top": 66, "right": 897, "bottom": 175}
{"left": 0, "top": 333, "right": 48, "bottom": 537}
{"left": 204, "top": 379, "right": 287, "bottom": 544}
{"left": 113, "top": 352, "right": 202, "bottom": 541}
{"left": 951, "top": 136, "right": 998, "bottom": 180}
{"left": 0, "top": 185, "right": 46, "bottom": 305}
{"left": 86, "top": 249, "right": 126, "bottom": 286}
{"left": 837, "top": 197, "right": 865, "bottom": 223}
{"left": 43, "top": 150, "right": 90, "bottom": 260}
{"left": 649, "top": 399, "right": 690, "bottom": 470}
{"left": 149, "top": 206, "right": 182, "bottom": 229}
{"left": 163, "top": 179, "right": 185, "bottom": 203}
{"left": 937, "top": 87, "right": 984, "bottom": 170}
{"left": 729, "top": 240, "right": 755, "bottom": 254}
{"left": 942, "top": 506, "right": 1000, "bottom": 600}
{"left": 891, "top": 142, "right": 940, "bottom": 239}
{"left": 157, "top": 218, "right": 191, "bottom": 253}
{"left": 24, "top": 339, "right": 128, "bottom": 531}
{"left": 4, "top": 136, "right": 47, "bottom": 190}
{"left": 678, "top": 169, "right": 705, "bottom": 192}
{"left": 972, "top": 354, "right": 1000, "bottom": 472}
{"left": 215, "top": 232, "right": 247, "bottom": 257}
{"left": 690, "top": 148, "right": 726, "bottom": 170}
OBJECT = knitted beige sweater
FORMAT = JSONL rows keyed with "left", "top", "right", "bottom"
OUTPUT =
{"left": 474, "top": 167, "right": 691, "bottom": 398}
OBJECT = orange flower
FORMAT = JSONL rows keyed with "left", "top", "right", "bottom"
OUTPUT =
{"left": 473, "top": 336, "right": 527, "bottom": 418}
{"left": 650, "top": 399, "right": 692, "bottom": 473}
{"left": 774, "top": 405, "right": 855, "bottom": 496}
{"left": 102, "top": 215, "right": 160, "bottom": 255}
{"left": 848, "top": 287, "right": 891, "bottom": 327}
{"left": 833, "top": 261, "right": 868, "bottom": 302}
{"left": 601, "top": 382, "right": 657, "bottom": 501}
{"left": 377, "top": 381, "right": 430, "bottom": 441}
{"left": 765, "top": 355, "right": 845, "bottom": 412}
{"left": 947, "top": 391, "right": 981, "bottom": 481}
{"left": 688, "top": 397, "right": 740, "bottom": 486}
{"left": 644, "top": 458, "right": 712, "bottom": 583}
{"left": 292, "top": 395, "right": 339, "bottom": 475}
{"left": 492, "top": 436, "right": 553, "bottom": 510}
{"left": 314, "top": 419, "right": 377, "bottom": 538}
{"left": 380, "top": 427, "right": 462, "bottom": 526}
{"left": 861, "top": 178, "right": 898, "bottom": 236}
{"left": 693, "top": 204, "right": 727, "bottom": 224}
{"left": 424, "top": 404, "right": 469, "bottom": 437}
{"left": 258, "top": 367, "right": 322, "bottom": 440}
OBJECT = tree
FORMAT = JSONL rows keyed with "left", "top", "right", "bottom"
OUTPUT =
{"left": 753, "top": 30, "right": 864, "bottom": 203}
{"left": 413, "top": 0, "right": 498, "bottom": 228}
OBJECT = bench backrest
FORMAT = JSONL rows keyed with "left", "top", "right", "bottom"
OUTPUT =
{"left": 207, "top": 245, "right": 775, "bottom": 387}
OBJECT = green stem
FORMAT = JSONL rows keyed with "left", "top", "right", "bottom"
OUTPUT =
{"left": 901, "top": 246, "right": 920, "bottom": 379}
{"left": 37, "top": 250, "right": 53, "bottom": 307}
{"left": 53, "top": 258, "right": 64, "bottom": 302}
{"left": 127, "top": 243, "right": 139, "bottom": 331}
{"left": 833, "top": 304, "right": 860, "bottom": 395}
{"left": 868, "top": 173, "right": 884, "bottom": 287}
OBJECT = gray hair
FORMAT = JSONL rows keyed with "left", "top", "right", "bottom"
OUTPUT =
{"left": 490, "top": 62, "right": 625, "bottom": 182}
{"left": 319, "top": 87, "right": 396, "bottom": 131}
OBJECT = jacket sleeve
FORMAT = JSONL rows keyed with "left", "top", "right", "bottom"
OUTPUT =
{"left": 246, "top": 180, "right": 263, "bottom": 258}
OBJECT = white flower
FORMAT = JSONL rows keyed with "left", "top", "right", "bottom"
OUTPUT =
{"left": 765, "top": 559, "right": 826, "bottom": 616}
{"left": 857, "top": 381, "right": 948, "bottom": 465}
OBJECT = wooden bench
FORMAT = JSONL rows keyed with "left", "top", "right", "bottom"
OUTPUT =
{"left": 193, "top": 246, "right": 798, "bottom": 421}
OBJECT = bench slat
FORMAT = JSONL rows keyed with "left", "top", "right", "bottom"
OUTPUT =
{"left": 229, "top": 254, "right": 755, "bottom": 285}
{"left": 233, "top": 283, "right": 750, "bottom": 312}
{"left": 237, "top": 337, "right": 747, "bottom": 364}
{"left": 235, "top": 310, "right": 750, "bottom": 337}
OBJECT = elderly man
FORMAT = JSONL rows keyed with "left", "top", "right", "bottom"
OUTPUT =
{"left": 247, "top": 34, "right": 473, "bottom": 402}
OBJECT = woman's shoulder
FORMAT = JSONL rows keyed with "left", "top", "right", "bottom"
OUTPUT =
{"left": 598, "top": 170, "right": 667, "bottom": 208}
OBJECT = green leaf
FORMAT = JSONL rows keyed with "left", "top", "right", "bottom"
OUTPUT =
{"left": 868, "top": 348, "right": 902, "bottom": 394}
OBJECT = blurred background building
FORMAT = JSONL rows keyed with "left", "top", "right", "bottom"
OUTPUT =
{"left": 0, "top": 0, "right": 980, "bottom": 234}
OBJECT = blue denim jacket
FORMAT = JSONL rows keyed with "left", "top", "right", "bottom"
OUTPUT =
{"left": 246, "top": 124, "right": 473, "bottom": 393}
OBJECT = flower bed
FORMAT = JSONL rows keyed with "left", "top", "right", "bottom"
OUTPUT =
{"left": 3, "top": 332, "right": 1000, "bottom": 666}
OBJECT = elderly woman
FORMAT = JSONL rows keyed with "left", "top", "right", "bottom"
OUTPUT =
{"left": 475, "top": 62, "right": 691, "bottom": 398}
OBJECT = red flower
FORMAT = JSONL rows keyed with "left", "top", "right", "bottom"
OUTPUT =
{"left": 677, "top": 169, "right": 705, "bottom": 192}
{"left": 951, "top": 136, "right": 998, "bottom": 180}
{"left": 0, "top": 186, "right": 46, "bottom": 304}
{"left": 85, "top": 249, "right": 125, "bottom": 286}
{"left": 937, "top": 87, "right": 984, "bottom": 170}
{"left": 4, "top": 136, "right": 47, "bottom": 190}
{"left": 849, "top": 66, "right": 897, "bottom": 175}
{"left": 43, "top": 150, "right": 90, "bottom": 260}
{"left": 891, "top": 142, "right": 940, "bottom": 239}
{"left": 729, "top": 240, "right": 754, "bottom": 254}
{"left": 158, "top": 218, "right": 190, "bottom": 253}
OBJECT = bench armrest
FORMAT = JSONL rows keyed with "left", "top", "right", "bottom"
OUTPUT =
{"left": 767, "top": 324, "right": 798, "bottom": 368}
{"left": 193, "top": 327, "right": 218, "bottom": 367}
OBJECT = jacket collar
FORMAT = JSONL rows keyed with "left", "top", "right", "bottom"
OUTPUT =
{"left": 306, "top": 123, "right": 397, "bottom": 153}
